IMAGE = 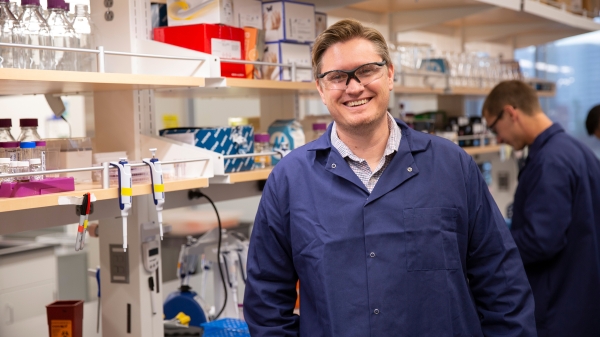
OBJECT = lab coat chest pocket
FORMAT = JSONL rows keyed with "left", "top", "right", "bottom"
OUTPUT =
{"left": 404, "top": 208, "right": 460, "bottom": 271}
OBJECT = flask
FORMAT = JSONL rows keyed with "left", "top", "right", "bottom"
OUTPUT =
{"left": 311, "top": 123, "right": 327, "bottom": 142}
{"left": 0, "top": 0, "right": 22, "bottom": 68}
{"left": 20, "top": 0, "right": 53, "bottom": 70}
{"left": 35, "top": 140, "right": 45, "bottom": 170}
{"left": 1, "top": 141, "right": 20, "bottom": 161}
{"left": 46, "top": 0, "right": 78, "bottom": 71}
{"left": 17, "top": 118, "right": 41, "bottom": 141}
{"left": 0, "top": 118, "right": 15, "bottom": 141}
{"left": 29, "top": 157, "right": 42, "bottom": 180}
{"left": 19, "top": 140, "right": 35, "bottom": 161}
{"left": 9, "top": 2, "right": 21, "bottom": 19}
{"left": 71, "top": 4, "right": 96, "bottom": 71}
{"left": 253, "top": 133, "right": 271, "bottom": 169}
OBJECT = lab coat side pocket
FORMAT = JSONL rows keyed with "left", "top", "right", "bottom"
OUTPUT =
{"left": 404, "top": 208, "right": 460, "bottom": 271}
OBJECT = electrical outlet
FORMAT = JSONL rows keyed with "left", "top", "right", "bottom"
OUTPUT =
{"left": 110, "top": 244, "right": 129, "bottom": 284}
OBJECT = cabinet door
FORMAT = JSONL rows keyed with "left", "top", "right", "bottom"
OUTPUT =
{"left": 0, "top": 248, "right": 56, "bottom": 292}
{"left": 0, "top": 281, "right": 56, "bottom": 328}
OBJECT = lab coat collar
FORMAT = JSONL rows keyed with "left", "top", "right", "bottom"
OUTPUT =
{"left": 528, "top": 123, "right": 564, "bottom": 159}
{"left": 306, "top": 119, "right": 430, "bottom": 200}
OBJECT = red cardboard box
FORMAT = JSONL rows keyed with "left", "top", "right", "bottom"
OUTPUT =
{"left": 153, "top": 24, "right": 246, "bottom": 78}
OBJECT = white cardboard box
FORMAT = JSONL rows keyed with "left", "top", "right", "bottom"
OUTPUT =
{"left": 233, "top": 0, "right": 262, "bottom": 29}
{"left": 262, "top": 1, "right": 315, "bottom": 43}
{"left": 262, "top": 42, "right": 312, "bottom": 81}
{"left": 166, "top": 0, "right": 234, "bottom": 27}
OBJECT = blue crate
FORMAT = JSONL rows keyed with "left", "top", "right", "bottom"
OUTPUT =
{"left": 201, "top": 318, "right": 250, "bottom": 337}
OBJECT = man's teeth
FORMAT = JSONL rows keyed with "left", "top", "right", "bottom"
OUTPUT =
{"left": 347, "top": 99, "right": 368, "bottom": 107}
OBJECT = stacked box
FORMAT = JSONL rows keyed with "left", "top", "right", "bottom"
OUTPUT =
{"left": 154, "top": 24, "right": 246, "bottom": 78}
{"left": 262, "top": 42, "right": 311, "bottom": 81}
{"left": 234, "top": 0, "right": 263, "bottom": 29}
{"left": 166, "top": 0, "right": 235, "bottom": 27}
{"left": 159, "top": 126, "right": 255, "bottom": 173}
{"left": 262, "top": 1, "right": 315, "bottom": 43}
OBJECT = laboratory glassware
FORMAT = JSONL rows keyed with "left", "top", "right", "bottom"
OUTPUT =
{"left": 2, "top": 140, "right": 20, "bottom": 160}
{"left": 19, "top": 140, "right": 35, "bottom": 161}
{"left": 253, "top": 133, "right": 271, "bottom": 169}
{"left": 29, "top": 157, "right": 41, "bottom": 180}
{"left": 0, "top": 118, "right": 15, "bottom": 141}
{"left": 20, "top": 0, "right": 53, "bottom": 70}
{"left": 46, "top": 0, "right": 77, "bottom": 71}
{"left": 0, "top": 0, "right": 22, "bottom": 68}
{"left": 71, "top": 4, "right": 95, "bottom": 71}
{"left": 35, "top": 139, "right": 45, "bottom": 170}
{"left": 17, "top": 118, "right": 41, "bottom": 141}
{"left": 0, "top": 157, "right": 9, "bottom": 181}
{"left": 16, "top": 160, "right": 29, "bottom": 181}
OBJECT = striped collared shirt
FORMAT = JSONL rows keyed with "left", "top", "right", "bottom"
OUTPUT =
{"left": 331, "top": 112, "right": 401, "bottom": 193}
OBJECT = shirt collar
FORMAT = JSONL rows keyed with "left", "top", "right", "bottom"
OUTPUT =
{"left": 528, "top": 123, "right": 564, "bottom": 158}
{"left": 330, "top": 112, "right": 401, "bottom": 161}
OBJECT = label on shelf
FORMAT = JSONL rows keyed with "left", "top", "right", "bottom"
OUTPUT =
{"left": 211, "top": 38, "right": 242, "bottom": 60}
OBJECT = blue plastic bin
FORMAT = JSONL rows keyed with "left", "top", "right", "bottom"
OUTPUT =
{"left": 201, "top": 318, "right": 250, "bottom": 337}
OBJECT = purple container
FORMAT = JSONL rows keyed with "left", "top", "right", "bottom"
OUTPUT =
{"left": 0, "top": 119, "right": 11, "bottom": 128}
{"left": 0, "top": 177, "right": 75, "bottom": 198}
{"left": 312, "top": 123, "right": 327, "bottom": 131}
{"left": 254, "top": 133, "right": 270, "bottom": 143}
{"left": 19, "top": 118, "right": 38, "bottom": 127}
{"left": 47, "top": 0, "right": 65, "bottom": 9}
{"left": 20, "top": 0, "right": 41, "bottom": 6}
{"left": 0, "top": 141, "right": 20, "bottom": 148}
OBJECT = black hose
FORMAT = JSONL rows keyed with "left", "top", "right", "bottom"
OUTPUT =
{"left": 193, "top": 191, "right": 228, "bottom": 321}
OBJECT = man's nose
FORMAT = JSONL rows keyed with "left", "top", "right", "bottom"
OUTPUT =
{"left": 345, "top": 77, "right": 363, "bottom": 93}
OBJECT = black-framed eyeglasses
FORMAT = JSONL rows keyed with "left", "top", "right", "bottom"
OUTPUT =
{"left": 317, "top": 61, "right": 387, "bottom": 90}
{"left": 488, "top": 108, "right": 505, "bottom": 133}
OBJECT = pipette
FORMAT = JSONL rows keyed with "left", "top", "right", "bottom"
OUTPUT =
{"left": 110, "top": 158, "right": 132, "bottom": 251}
{"left": 143, "top": 148, "right": 165, "bottom": 240}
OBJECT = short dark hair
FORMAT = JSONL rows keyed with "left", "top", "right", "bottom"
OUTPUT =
{"left": 586, "top": 105, "right": 600, "bottom": 135}
{"left": 311, "top": 19, "right": 391, "bottom": 80}
{"left": 482, "top": 80, "right": 542, "bottom": 117}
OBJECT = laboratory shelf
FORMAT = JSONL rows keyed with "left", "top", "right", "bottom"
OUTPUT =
{"left": 0, "top": 177, "right": 209, "bottom": 213}
{"left": 226, "top": 78, "right": 316, "bottom": 91}
{"left": 395, "top": 85, "right": 555, "bottom": 97}
{"left": 463, "top": 144, "right": 503, "bottom": 156}
{"left": 0, "top": 68, "right": 206, "bottom": 95}
{"left": 210, "top": 168, "right": 273, "bottom": 184}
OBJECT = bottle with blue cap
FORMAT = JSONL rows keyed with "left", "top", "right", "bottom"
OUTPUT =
{"left": 19, "top": 141, "right": 36, "bottom": 161}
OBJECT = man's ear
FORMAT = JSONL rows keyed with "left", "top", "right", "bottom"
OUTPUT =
{"left": 506, "top": 105, "right": 519, "bottom": 121}
{"left": 316, "top": 79, "right": 326, "bottom": 105}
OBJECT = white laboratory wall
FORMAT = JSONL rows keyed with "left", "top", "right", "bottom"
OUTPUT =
{"left": 193, "top": 97, "right": 261, "bottom": 127}
{"left": 0, "top": 95, "right": 86, "bottom": 139}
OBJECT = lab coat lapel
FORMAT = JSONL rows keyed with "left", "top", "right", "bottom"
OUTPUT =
{"left": 366, "top": 125, "right": 428, "bottom": 205}
{"left": 325, "top": 148, "right": 370, "bottom": 194}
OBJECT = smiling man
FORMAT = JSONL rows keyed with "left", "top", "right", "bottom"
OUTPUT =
{"left": 483, "top": 81, "right": 600, "bottom": 337}
{"left": 244, "top": 19, "right": 536, "bottom": 337}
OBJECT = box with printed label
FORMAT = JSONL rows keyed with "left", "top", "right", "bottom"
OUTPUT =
{"left": 243, "top": 27, "right": 265, "bottom": 79}
{"left": 166, "top": 0, "right": 234, "bottom": 27}
{"left": 159, "top": 126, "right": 255, "bottom": 173}
{"left": 262, "top": 1, "right": 315, "bottom": 43}
{"left": 262, "top": 42, "right": 311, "bottom": 81}
{"left": 153, "top": 24, "right": 246, "bottom": 78}
{"left": 233, "top": 0, "right": 262, "bottom": 29}
{"left": 268, "top": 119, "right": 305, "bottom": 165}
{"left": 315, "top": 12, "right": 327, "bottom": 36}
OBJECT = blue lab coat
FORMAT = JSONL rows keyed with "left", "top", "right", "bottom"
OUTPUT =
{"left": 244, "top": 120, "right": 536, "bottom": 337}
{"left": 511, "top": 123, "right": 600, "bottom": 337}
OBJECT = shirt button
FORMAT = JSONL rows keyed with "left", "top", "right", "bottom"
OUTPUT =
{"left": 374, "top": 309, "right": 380, "bottom": 314}
{"left": 331, "top": 163, "right": 336, "bottom": 168}
{"left": 407, "top": 167, "right": 413, "bottom": 172}
{"left": 369, "top": 252, "right": 376, "bottom": 258}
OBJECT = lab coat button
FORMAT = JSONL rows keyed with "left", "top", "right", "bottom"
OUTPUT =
{"left": 332, "top": 163, "right": 336, "bottom": 168}
{"left": 407, "top": 167, "right": 413, "bottom": 172}
{"left": 369, "top": 252, "right": 376, "bottom": 258}
{"left": 374, "top": 309, "right": 380, "bottom": 314}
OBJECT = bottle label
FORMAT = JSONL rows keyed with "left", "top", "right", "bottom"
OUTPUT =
{"left": 41, "top": 150, "right": 46, "bottom": 170}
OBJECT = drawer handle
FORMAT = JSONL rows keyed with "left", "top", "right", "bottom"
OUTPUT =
{"left": 4, "top": 303, "right": 14, "bottom": 325}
